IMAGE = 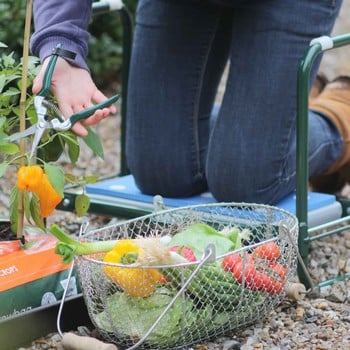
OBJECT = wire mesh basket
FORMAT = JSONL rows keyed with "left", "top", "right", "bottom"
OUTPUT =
{"left": 75, "top": 202, "right": 299, "bottom": 349}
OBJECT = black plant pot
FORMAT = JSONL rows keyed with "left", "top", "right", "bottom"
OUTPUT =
{"left": 0, "top": 294, "right": 91, "bottom": 349}
{"left": 0, "top": 219, "right": 23, "bottom": 256}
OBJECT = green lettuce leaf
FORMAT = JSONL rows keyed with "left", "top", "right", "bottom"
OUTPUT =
{"left": 169, "top": 223, "right": 236, "bottom": 259}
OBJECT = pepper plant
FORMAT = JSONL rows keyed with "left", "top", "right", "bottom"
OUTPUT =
{"left": 0, "top": 42, "right": 102, "bottom": 235}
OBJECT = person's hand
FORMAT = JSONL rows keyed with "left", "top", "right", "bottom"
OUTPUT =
{"left": 32, "top": 56, "right": 117, "bottom": 136}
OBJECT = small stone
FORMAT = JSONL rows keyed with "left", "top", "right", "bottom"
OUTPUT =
{"left": 317, "top": 332, "right": 329, "bottom": 340}
{"left": 270, "top": 318, "right": 284, "bottom": 328}
{"left": 222, "top": 339, "right": 241, "bottom": 350}
{"left": 345, "top": 259, "right": 350, "bottom": 273}
{"left": 316, "top": 344, "right": 332, "bottom": 350}
{"left": 305, "top": 316, "right": 318, "bottom": 323}
{"left": 77, "top": 326, "right": 91, "bottom": 336}
{"left": 338, "top": 259, "right": 346, "bottom": 272}
{"left": 325, "top": 267, "right": 339, "bottom": 275}
{"left": 295, "top": 335, "right": 309, "bottom": 344}
{"left": 328, "top": 290, "right": 346, "bottom": 303}
{"left": 315, "top": 301, "right": 329, "bottom": 310}
{"left": 295, "top": 307, "right": 305, "bottom": 320}
{"left": 324, "top": 319, "right": 335, "bottom": 327}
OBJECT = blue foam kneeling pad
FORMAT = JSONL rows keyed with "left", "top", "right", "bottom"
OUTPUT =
{"left": 86, "top": 175, "right": 342, "bottom": 227}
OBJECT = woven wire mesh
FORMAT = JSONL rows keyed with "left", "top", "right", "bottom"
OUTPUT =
{"left": 76, "top": 203, "right": 298, "bottom": 349}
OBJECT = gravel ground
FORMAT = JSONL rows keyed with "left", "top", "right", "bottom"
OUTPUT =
{"left": 2, "top": 4, "right": 350, "bottom": 350}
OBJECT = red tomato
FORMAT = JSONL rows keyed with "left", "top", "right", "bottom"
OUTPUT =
{"left": 258, "top": 271, "right": 275, "bottom": 293}
{"left": 222, "top": 253, "right": 254, "bottom": 272}
{"left": 243, "top": 253, "right": 255, "bottom": 264}
{"left": 269, "top": 279, "right": 284, "bottom": 295}
{"left": 270, "top": 262, "right": 287, "bottom": 281}
{"left": 170, "top": 245, "right": 197, "bottom": 262}
{"left": 232, "top": 261, "right": 259, "bottom": 289}
{"left": 253, "top": 242, "right": 281, "bottom": 261}
{"left": 222, "top": 253, "right": 242, "bottom": 272}
{"left": 231, "top": 258, "right": 285, "bottom": 295}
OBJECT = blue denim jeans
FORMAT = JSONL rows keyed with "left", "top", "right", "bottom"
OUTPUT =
{"left": 126, "top": 0, "right": 343, "bottom": 204}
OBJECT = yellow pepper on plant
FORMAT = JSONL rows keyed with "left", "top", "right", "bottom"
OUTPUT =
{"left": 17, "top": 165, "right": 43, "bottom": 191}
{"left": 17, "top": 165, "right": 63, "bottom": 218}
{"left": 33, "top": 173, "right": 63, "bottom": 218}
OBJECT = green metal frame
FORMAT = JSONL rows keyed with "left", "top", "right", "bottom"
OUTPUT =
{"left": 296, "top": 33, "right": 350, "bottom": 289}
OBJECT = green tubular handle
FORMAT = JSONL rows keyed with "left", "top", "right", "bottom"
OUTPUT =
{"left": 38, "top": 51, "right": 60, "bottom": 97}
{"left": 69, "top": 94, "right": 120, "bottom": 125}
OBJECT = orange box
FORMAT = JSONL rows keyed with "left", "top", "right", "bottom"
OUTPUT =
{"left": 0, "top": 231, "right": 79, "bottom": 319}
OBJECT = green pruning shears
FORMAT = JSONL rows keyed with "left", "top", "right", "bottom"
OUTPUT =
{"left": 10, "top": 44, "right": 120, "bottom": 158}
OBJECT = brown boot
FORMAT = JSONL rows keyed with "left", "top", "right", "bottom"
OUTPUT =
{"left": 309, "top": 76, "right": 350, "bottom": 193}
{"left": 309, "top": 73, "right": 328, "bottom": 101}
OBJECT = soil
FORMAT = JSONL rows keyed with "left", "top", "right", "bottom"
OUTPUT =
{"left": 0, "top": 221, "right": 17, "bottom": 241}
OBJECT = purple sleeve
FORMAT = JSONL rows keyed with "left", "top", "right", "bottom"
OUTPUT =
{"left": 30, "top": 0, "right": 93, "bottom": 71}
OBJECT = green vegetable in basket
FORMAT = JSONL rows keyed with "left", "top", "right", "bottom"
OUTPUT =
{"left": 168, "top": 223, "right": 237, "bottom": 258}
{"left": 95, "top": 287, "right": 212, "bottom": 347}
{"left": 164, "top": 262, "right": 244, "bottom": 312}
{"left": 219, "top": 226, "right": 252, "bottom": 249}
{"left": 49, "top": 224, "right": 118, "bottom": 263}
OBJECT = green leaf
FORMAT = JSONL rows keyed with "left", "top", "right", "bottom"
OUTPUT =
{"left": 2, "top": 86, "right": 20, "bottom": 96}
{"left": 1, "top": 73, "right": 20, "bottom": 87}
{"left": 95, "top": 288, "right": 191, "bottom": 344}
{"left": 83, "top": 127, "right": 104, "bottom": 159}
{"left": 26, "top": 106, "right": 38, "bottom": 125}
{"left": 75, "top": 193, "right": 91, "bottom": 217}
{"left": 30, "top": 193, "right": 46, "bottom": 231}
{"left": 0, "top": 116, "right": 6, "bottom": 128}
{"left": 0, "top": 162, "right": 9, "bottom": 177}
{"left": 60, "top": 131, "right": 79, "bottom": 164}
{"left": 44, "top": 163, "right": 65, "bottom": 196}
{"left": 0, "top": 75, "right": 5, "bottom": 93}
{"left": 64, "top": 173, "right": 80, "bottom": 184}
{"left": 83, "top": 175, "right": 99, "bottom": 184}
{"left": 39, "top": 132, "right": 65, "bottom": 162}
{"left": 27, "top": 56, "right": 40, "bottom": 71}
{"left": 23, "top": 191, "right": 32, "bottom": 223}
{"left": 169, "top": 223, "right": 236, "bottom": 259}
{"left": 67, "top": 138, "right": 80, "bottom": 164}
{"left": 9, "top": 186, "right": 18, "bottom": 235}
{"left": 59, "top": 131, "right": 79, "bottom": 144}
{"left": 0, "top": 143, "right": 19, "bottom": 154}
{"left": 2, "top": 52, "right": 15, "bottom": 67}
{"left": 0, "top": 131, "right": 9, "bottom": 144}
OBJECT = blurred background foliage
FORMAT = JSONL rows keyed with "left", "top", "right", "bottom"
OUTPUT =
{"left": 0, "top": 0, "right": 138, "bottom": 89}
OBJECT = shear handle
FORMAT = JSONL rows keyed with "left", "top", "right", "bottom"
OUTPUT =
{"left": 52, "top": 94, "right": 120, "bottom": 131}
{"left": 38, "top": 51, "right": 59, "bottom": 97}
{"left": 69, "top": 94, "right": 120, "bottom": 125}
{"left": 38, "top": 44, "right": 76, "bottom": 98}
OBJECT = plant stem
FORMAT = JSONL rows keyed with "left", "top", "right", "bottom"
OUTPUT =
{"left": 17, "top": 0, "right": 33, "bottom": 238}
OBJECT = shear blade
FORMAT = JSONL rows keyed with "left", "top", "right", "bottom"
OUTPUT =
{"left": 7, "top": 125, "right": 37, "bottom": 142}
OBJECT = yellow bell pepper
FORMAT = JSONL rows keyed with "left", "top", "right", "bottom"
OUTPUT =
{"left": 103, "top": 239, "right": 162, "bottom": 298}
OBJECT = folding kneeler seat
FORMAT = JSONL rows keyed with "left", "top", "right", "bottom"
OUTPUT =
{"left": 62, "top": 2, "right": 350, "bottom": 292}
